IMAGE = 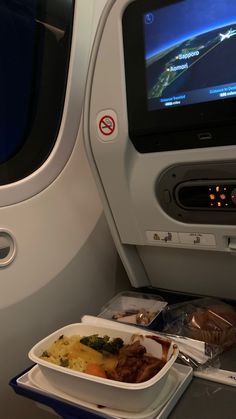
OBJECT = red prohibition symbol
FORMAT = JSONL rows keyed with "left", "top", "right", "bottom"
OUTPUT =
{"left": 99, "top": 115, "right": 115, "bottom": 136}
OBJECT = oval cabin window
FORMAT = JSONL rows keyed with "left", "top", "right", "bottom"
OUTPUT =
{"left": 0, "top": 0, "right": 74, "bottom": 185}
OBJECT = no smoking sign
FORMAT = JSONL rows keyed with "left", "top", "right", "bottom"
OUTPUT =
{"left": 96, "top": 110, "right": 118, "bottom": 142}
{"left": 99, "top": 115, "right": 115, "bottom": 136}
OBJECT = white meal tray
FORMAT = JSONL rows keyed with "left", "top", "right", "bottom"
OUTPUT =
{"left": 16, "top": 363, "right": 192, "bottom": 419}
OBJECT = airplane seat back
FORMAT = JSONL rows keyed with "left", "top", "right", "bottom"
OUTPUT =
{"left": 84, "top": 0, "right": 236, "bottom": 300}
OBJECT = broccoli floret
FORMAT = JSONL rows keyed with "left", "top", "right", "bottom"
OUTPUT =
{"left": 103, "top": 337, "right": 124, "bottom": 354}
{"left": 80, "top": 334, "right": 123, "bottom": 354}
{"left": 80, "top": 334, "right": 109, "bottom": 351}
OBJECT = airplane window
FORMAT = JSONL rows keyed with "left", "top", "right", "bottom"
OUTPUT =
{"left": 0, "top": 0, "right": 74, "bottom": 185}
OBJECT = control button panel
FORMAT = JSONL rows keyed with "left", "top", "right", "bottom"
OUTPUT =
{"left": 176, "top": 181, "right": 236, "bottom": 210}
{"left": 157, "top": 162, "right": 236, "bottom": 225}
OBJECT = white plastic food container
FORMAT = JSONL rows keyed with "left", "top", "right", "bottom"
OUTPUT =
{"left": 98, "top": 291, "right": 167, "bottom": 328}
{"left": 28, "top": 323, "right": 178, "bottom": 412}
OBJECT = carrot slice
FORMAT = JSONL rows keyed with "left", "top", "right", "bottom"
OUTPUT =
{"left": 85, "top": 363, "right": 107, "bottom": 378}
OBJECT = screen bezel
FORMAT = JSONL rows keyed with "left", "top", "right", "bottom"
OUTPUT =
{"left": 122, "top": 0, "right": 236, "bottom": 152}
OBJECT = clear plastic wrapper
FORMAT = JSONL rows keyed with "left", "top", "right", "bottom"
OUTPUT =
{"left": 163, "top": 298, "right": 236, "bottom": 358}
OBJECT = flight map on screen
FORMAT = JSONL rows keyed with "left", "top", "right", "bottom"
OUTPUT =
{"left": 144, "top": 0, "right": 236, "bottom": 111}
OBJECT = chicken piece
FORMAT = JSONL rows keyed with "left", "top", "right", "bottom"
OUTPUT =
{"left": 108, "top": 340, "right": 164, "bottom": 383}
{"left": 135, "top": 356, "right": 165, "bottom": 383}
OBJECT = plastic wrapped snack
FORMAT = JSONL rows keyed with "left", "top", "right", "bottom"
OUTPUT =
{"left": 163, "top": 298, "right": 236, "bottom": 353}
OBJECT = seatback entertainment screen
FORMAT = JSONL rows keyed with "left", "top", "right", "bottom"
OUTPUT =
{"left": 144, "top": 0, "right": 236, "bottom": 111}
{"left": 122, "top": 0, "right": 236, "bottom": 152}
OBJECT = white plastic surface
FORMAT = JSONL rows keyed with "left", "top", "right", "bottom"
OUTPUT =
{"left": 0, "top": 0, "right": 108, "bottom": 309}
{"left": 17, "top": 363, "right": 193, "bottom": 419}
{"left": 83, "top": 0, "right": 236, "bottom": 298}
{"left": 0, "top": 2, "right": 127, "bottom": 418}
{"left": 85, "top": 0, "right": 236, "bottom": 252}
{"left": 194, "top": 367, "right": 236, "bottom": 386}
{"left": 28, "top": 322, "right": 178, "bottom": 412}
